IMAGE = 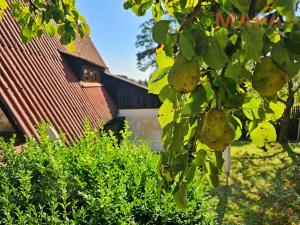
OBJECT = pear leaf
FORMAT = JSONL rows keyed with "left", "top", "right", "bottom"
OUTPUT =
{"left": 250, "top": 122, "right": 277, "bottom": 148}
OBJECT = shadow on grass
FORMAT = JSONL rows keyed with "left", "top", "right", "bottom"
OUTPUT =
{"left": 281, "top": 143, "right": 300, "bottom": 165}
{"left": 232, "top": 141, "right": 250, "bottom": 147}
{"left": 213, "top": 143, "right": 300, "bottom": 225}
{"left": 234, "top": 150, "right": 284, "bottom": 160}
{"left": 215, "top": 185, "right": 231, "bottom": 224}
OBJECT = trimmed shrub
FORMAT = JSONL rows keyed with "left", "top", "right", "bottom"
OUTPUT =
{"left": 0, "top": 123, "right": 216, "bottom": 224}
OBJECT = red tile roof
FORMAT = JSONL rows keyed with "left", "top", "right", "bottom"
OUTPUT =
{"left": 0, "top": 11, "right": 117, "bottom": 142}
{"left": 73, "top": 36, "right": 109, "bottom": 70}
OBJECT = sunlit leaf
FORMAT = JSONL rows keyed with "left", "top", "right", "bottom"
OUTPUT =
{"left": 0, "top": 0, "right": 8, "bottom": 9}
{"left": 158, "top": 99, "right": 175, "bottom": 128}
{"left": 265, "top": 101, "right": 285, "bottom": 122}
{"left": 174, "top": 182, "right": 188, "bottom": 210}
{"left": 250, "top": 122, "right": 277, "bottom": 148}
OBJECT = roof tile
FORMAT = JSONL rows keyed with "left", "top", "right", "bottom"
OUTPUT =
{"left": 0, "top": 11, "right": 117, "bottom": 142}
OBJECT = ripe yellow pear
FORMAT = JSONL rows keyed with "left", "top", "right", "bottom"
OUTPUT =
{"left": 252, "top": 57, "right": 289, "bottom": 97}
{"left": 168, "top": 53, "right": 200, "bottom": 93}
{"left": 198, "top": 109, "right": 235, "bottom": 151}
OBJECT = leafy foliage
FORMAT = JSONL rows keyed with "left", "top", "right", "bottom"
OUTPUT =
{"left": 124, "top": 0, "right": 300, "bottom": 208}
{"left": 0, "top": 0, "right": 90, "bottom": 51}
{"left": 0, "top": 123, "right": 216, "bottom": 224}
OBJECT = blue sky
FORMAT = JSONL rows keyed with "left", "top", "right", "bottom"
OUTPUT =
{"left": 77, "top": 0, "right": 151, "bottom": 80}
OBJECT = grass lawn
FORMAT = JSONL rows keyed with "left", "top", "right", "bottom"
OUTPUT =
{"left": 209, "top": 142, "right": 300, "bottom": 225}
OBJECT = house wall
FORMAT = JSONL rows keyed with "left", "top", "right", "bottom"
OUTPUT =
{"left": 102, "top": 73, "right": 161, "bottom": 109}
{"left": 118, "top": 109, "right": 162, "bottom": 150}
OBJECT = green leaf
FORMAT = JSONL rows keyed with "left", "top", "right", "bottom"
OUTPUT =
{"left": 164, "top": 0, "right": 181, "bottom": 16}
{"left": 184, "top": 164, "right": 196, "bottom": 184}
{"left": 131, "top": 1, "right": 153, "bottom": 16}
{"left": 242, "top": 97, "right": 265, "bottom": 120}
{"left": 152, "top": 20, "right": 171, "bottom": 44}
{"left": 220, "top": 77, "right": 245, "bottom": 108}
{"left": 214, "top": 28, "right": 228, "bottom": 50}
{"left": 152, "top": 3, "right": 164, "bottom": 21}
{"left": 193, "top": 150, "right": 206, "bottom": 166}
{"left": 20, "top": 27, "right": 33, "bottom": 43}
{"left": 148, "top": 68, "right": 169, "bottom": 94}
{"left": 213, "top": 152, "right": 224, "bottom": 171}
{"left": 123, "top": 1, "right": 132, "bottom": 10}
{"left": 291, "top": 23, "right": 300, "bottom": 42}
{"left": 205, "top": 162, "right": 219, "bottom": 188}
{"left": 274, "top": 0, "right": 297, "bottom": 21}
{"left": 0, "top": 0, "right": 8, "bottom": 9}
{"left": 266, "top": 28, "right": 281, "bottom": 43}
{"left": 248, "top": 119, "right": 259, "bottom": 136}
{"left": 159, "top": 85, "right": 178, "bottom": 103}
{"left": 240, "top": 25, "right": 264, "bottom": 64}
{"left": 230, "top": 34, "right": 238, "bottom": 45}
{"left": 203, "top": 37, "right": 228, "bottom": 70}
{"left": 170, "top": 153, "right": 188, "bottom": 174}
{"left": 179, "top": 30, "right": 196, "bottom": 60}
{"left": 158, "top": 99, "right": 175, "bottom": 128}
{"left": 285, "top": 36, "right": 300, "bottom": 57}
{"left": 182, "top": 85, "right": 206, "bottom": 116}
{"left": 45, "top": 22, "right": 57, "bottom": 37}
{"left": 168, "top": 120, "right": 187, "bottom": 152}
{"left": 162, "top": 123, "right": 174, "bottom": 150}
{"left": 250, "top": 122, "right": 277, "bottom": 148}
{"left": 225, "top": 61, "right": 251, "bottom": 83}
{"left": 229, "top": 0, "right": 250, "bottom": 13}
{"left": 174, "top": 182, "right": 188, "bottom": 210}
{"left": 179, "top": 0, "right": 188, "bottom": 9}
{"left": 148, "top": 50, "right": 173, "bottom": 94}
{"left": 191, "top": 29, "right": 208, "bottom": 56}
{"left": 67, "top": 41, "right": 76, "bottom": 53}
{"left": 272, "top": 43, "right": 298, "bottom": 77}
{"left": 265, "top": 101, "right": 285, "bottom": 122}
{"left": 156, "top": 49, "right": 174, "bottom": 68}
{"left": 231, "top": 115, "right": 242, "bottom": 140}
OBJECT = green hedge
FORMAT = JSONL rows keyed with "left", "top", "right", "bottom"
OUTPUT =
{"left": 0, "top": 123, "right": 216, "bottom": 224}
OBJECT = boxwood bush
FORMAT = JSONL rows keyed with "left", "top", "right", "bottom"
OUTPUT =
{"left": 0, "top": 123, "right": 216, "bottom": 224}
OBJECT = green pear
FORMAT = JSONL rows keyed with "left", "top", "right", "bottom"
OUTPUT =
{"left": 252, "top": 57, "right": 289, "bottom": 97}
{"left": 168, "top": 53, "right": 200, "bottom": 93}
{"left": 198, "top": 109, "right": 235, "bottom": 151}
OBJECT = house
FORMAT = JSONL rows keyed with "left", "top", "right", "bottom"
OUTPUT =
{"left": 0, "top": 11, "right": 162, "bottom": 149}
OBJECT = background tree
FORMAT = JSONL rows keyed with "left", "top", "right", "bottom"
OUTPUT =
{"left": 136, "top": 17, "right": 177, "bottom": 73}
{"left": 278, "top": 76, "right": 300, "bottom": 143}
{"left": 136, "top": 19, "right": 157, "bottom": 72}
{"left": 124, "top": 0, "right": 300, "bottom": 209}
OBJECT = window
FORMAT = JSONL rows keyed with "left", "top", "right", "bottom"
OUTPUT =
{"left": 81, "top": 66, "right": 100, "bottom": 82}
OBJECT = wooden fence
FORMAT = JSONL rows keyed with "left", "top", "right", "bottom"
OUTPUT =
{"left": 291, "top": 106, "right": 300, "bottom": 119}
{"left": 288, "top": 106, "right": 300, "bottom": 142}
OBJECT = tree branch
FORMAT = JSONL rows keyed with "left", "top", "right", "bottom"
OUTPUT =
{"left": 179, "top": 1, "right": 203, "bottom": 31}
{"left": 179, "top": 0, "right": 221, "bottom": 31}
{"left": 278, "top": 97, "right": 286, "bottom": 104}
